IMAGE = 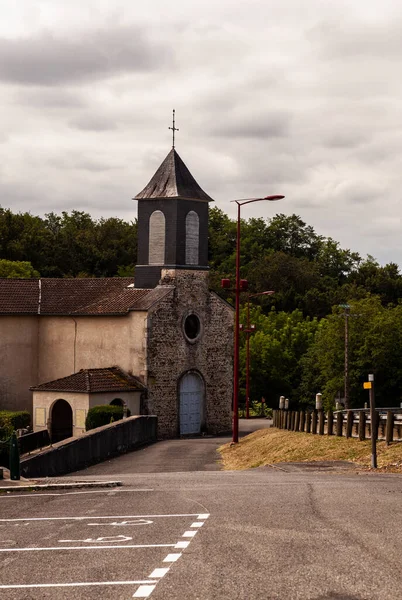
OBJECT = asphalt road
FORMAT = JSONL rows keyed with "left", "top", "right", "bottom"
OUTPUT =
{"left": 1, "top": 419, "right": 402, "bottom": 599}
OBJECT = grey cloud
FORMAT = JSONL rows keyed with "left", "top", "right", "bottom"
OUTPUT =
{"left": 68, "top": 114, "right": 118, "bottom": 132}
{"left": 212, "top": 111, "right": 290, "bottom": 139}
{"left": 0, "top": 26, "right": 173, "bottom": 86}
{"left": 15, "top": 88, "right": 87, "bottom": 108}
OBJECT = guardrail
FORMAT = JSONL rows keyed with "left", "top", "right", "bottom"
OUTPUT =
{"left": 273, "top": 408, "right": 402, "bottom": 443}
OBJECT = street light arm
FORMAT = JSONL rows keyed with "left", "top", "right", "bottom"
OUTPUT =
{"left": 231, "top": 195, "right": 285, "bottom": 207}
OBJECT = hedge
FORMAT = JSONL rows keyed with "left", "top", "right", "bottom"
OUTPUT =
{"left": 85, "top": 405, "right": 130, "bottom": 431}
{"left": 0, "top": 411, "right": 31, "bottom": 440}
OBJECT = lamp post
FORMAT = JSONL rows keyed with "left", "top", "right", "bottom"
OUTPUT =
{"left": 231, "top": 195, "right": 284, "bottom": 443}
{"left": 242, "top": 291, "right": 274, "bottom": 419}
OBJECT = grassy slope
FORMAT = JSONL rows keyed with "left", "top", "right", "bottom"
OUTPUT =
{"left": 219, "top": 428, "right": 402, "bottom": 472}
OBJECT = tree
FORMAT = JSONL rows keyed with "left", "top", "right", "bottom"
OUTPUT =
{"left": 0, "top": 259, "right": 39, "bottom": 278}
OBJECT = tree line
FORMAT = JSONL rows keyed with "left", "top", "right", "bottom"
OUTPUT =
{"left": 2, "top": 205, "right": 402, "bottom": 409}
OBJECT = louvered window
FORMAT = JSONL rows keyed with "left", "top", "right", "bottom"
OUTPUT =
{"left": 185, "top": 211, "right": 199, "bottom": 265}
{"left": 149, "top": 210, "right": 165, "bottom": 264}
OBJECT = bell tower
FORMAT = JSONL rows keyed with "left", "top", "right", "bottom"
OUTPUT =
{"left": 133, "top": 144, "right": 213, "bottom": 289}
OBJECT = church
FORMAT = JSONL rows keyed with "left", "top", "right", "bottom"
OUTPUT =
{"left": 0, "top": 144, "right": 234, "bottom": 440}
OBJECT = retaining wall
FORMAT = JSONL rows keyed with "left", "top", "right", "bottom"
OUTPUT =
{"left": 20, "top": 415, "right": 157, "bottom": 478}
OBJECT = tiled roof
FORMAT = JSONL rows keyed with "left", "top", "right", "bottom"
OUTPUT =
{"left": 31, "top": 367, "right": 146, "bottom": 393}
{"left": 134, "top": 148, "right": 213, "bottom": 202}
{"left": 0, "top": 278, "right": 172, "bottom": 315}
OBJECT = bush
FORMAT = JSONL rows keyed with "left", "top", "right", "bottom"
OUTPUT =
{"left": 0, "top": 411, "right": 31, "bottom": 440}
{"left": 85, "top": 405, "right": 130, "bottom": 431}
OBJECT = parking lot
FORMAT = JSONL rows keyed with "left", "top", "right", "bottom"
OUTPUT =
{"left": 0, "top": 488, "right": 209, "bottom": 599}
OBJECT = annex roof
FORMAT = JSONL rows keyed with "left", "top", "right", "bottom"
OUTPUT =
{"left": 0, "top": 278, "right": 173, "bottom": 316}
{"left": 31, "top": 367, "right": 146, "bottom": 393}
{"left": 134, "top": 148, "right": 213, "bottom": 202}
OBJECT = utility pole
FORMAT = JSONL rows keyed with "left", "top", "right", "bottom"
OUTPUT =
{"left": 368, "top": 374, "right": 377, "bottom": 469}
{"left": 339, "top": 304, "right": 351, "bottom": 409}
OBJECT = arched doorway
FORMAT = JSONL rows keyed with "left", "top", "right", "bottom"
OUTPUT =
{"left": 110, "top": 398, "right": 124, "bottom": 407}
{"left": 51, "top": 399, "right": 73, "bottom": 443}
{"left": 179, "top": 372, "right": 204, "bottom": 435}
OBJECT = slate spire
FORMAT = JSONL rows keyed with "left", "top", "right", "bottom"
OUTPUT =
{"left": 134, "top": 148, "right": 213, "bottom": 202}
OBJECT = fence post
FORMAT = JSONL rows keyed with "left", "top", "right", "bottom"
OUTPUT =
{"left": 358, "top": 411, "right": 366, "bottom": 441}
{"left": 306, "top": 411, "right": 312, "bottom": 433}
{"left": 346, "top": 410, "right": 353, "bottom": 439}
{"left": 311, "top": 410, "right": 317, "bottom": 434}
{"left": 386, "top": 411, "right": 394, "bottom": 445}
{"left": 336, "top": 412, "right": 343, "bottom": 437}
{"left": 295, "top": 411, "right": 300, "bottom": 432}
{"left": 318, "top": 410, "right": 324, "bottom": 435}
{"left": 327, "top": 410, "right": 333, "bottom": 435}
{"left": 300, "top": 411, "right": 306, "bottom": 432}
{"left": 9, "top": 432, "right": 20, "bottom": 481}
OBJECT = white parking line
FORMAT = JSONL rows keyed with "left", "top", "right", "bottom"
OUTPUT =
{"left": 163, "top": 553, "right": 182, "bottom": 563}
{"left": 0, "top": 489, "right": 154, "bottom": 499}
{"left": 0, "top": 543, "right": 176, "bottom": 552}
{"left": 182, "top": 530, "right": 197, "bottom": 538}
{"left": 133, "top": 584, "right": 156, "bottom": 598}
{"left": 0, "top": 513, "right": 207, "bottom": 522}
{"left": 149, "top": 568, "right": 170, "bottom": 578}
{"left": 0, "top": 580, "right": 158, "bottom": 589}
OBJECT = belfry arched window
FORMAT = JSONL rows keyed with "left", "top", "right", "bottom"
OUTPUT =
{"left": 185, "top": 211, "right": 199, "bottom": 265}
{"left": 149, "top": 210, "right": 165, "bottom": 265}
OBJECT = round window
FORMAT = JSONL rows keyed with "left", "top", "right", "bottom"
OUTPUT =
{"left": 184, "top": 314, "right": 201, "bottom": 341}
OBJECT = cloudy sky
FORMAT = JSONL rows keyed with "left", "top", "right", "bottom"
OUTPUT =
{"left": 1, "top": 1, "right": 401, "bottom": 265}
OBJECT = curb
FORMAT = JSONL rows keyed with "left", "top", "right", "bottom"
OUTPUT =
{"left": 0, "top": 481, "right": 123, "bottom": 492}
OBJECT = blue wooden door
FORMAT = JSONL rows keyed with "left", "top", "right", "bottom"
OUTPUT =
{"left": 179, "top": 373, "right": 203, "bottom": 435}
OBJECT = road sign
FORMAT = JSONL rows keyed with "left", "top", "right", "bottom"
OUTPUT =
{"left": 363, "top": 382, "right": 372, "bottom": 389}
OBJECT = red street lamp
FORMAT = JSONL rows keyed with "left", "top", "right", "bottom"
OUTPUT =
{"left": 231, "top": 195, "right": 284, "bottom": 443}
{"left": 242, "top": 291, "right": 274, "bottom": 419}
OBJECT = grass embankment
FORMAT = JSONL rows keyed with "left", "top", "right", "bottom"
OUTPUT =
{"left": 219, "top": 428, "right": 402, "bottom": 472}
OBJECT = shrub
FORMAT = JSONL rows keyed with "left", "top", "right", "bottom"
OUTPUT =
{"left": 0, "top": 411, "right": 31, "bottom": 440}
{"left": 85, "top": 405, "right": 130, "bottom": 431}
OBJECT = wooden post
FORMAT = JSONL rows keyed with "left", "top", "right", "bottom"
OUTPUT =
{"left": 311, "top": 410, "right": 317, "bottom": 434}
{"left": 358, "top": 411, "right": 366, "bottom": 441}
{"left": 336, "top": 412, "right": 343, "bottom": 437}
{"left": 306, "top": 411, "right": 312, "bottom": 433}
{"left": 295, "top": 411, "right": 300, "bottom": 432}
{"left": 327, "top": 410, "right": 333, "bottom": 435}
{"left": 318, "top": 410, "right": 324, "bottom": 435}
{"left": 386, "top": 411, "right": 394, "bottom": 445}
{"left": 346, "top": 410, "right": 353, "bottom": 438}
{"left": 290, "top": 411, "right": 295, "bottom": 431}
{"left": 300, "top": 411, "right": 306, "bottom": 432}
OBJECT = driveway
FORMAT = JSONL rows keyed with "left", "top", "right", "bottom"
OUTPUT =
{"left": 74, "top": 418, "right": 271, "bottom": 476}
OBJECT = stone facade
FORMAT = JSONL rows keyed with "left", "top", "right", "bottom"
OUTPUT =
{"left": 145, "top": 269, "right": 233, "bottom": 438}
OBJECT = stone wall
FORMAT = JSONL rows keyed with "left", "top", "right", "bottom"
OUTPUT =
{"left": 146, "top": 269, "right": 233, "bottom": 437}
{"left": 20, "top": 415, "right": 157, "bottom": 478}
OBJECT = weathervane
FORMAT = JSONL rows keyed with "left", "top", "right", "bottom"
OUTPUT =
{"left": 169, "top": 109, "right": 179, "bottom": 149}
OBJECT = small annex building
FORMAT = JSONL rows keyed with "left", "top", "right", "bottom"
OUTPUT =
{"left": 31, "top": 367, "right": 146, "bottom": 442}
{"left": 0, "top": 145, "right": 234, "bottom": 440}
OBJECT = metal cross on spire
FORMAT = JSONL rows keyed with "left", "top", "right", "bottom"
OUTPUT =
{"left": 169, "top": 109, "right": 179, "bottom": 149}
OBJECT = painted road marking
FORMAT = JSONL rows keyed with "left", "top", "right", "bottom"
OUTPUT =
{"left": 133, "top": 584, "right": 156, "bottom": 598}
{"left": 0, "top": 489, "right": 154, "bottom": 499}
{"left": 88, "top": 519, "right": 153, "bottom": 526}
{"left": 198, "top": 513, "right": 209, "bottom": 519}
{"left": 59, "top": 535, "right": 132, "bottom": 543}
{"left": 182, "top": 530, "right": 197, "bottom": 538}
{"left": 163, "top": 553, "right": 182, "bottom": 563}
{"left": 190, "top": 522, "right": 204, "bottom": 528}
{"left": 0, "top": 513, "right": 208, "bottom": 522}
{"left": 0, "top": 543, "right": 177, "bottom": 552}
{"left": 0, "top": 580, "right": 158, "bottom": 589}
{"left": 175, "top": 540, "right": 190, "bottom": 549}
{"left": 149, "top": 568, "right": 170, "bottom": 578}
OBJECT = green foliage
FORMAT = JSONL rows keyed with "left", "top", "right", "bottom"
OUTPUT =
{"left": 299, "top": 297, "right": 402, "bottom": 410}
{"left": 239, "top": 306, "right": 319, "bottom": 409}
{"left": 0, "top": 411, "right": 31, "bottom": 439}
{"left": 0, "top": 259, "right": 39, "bottom": 278}
{"left": 85, "top": 405, "right": 130, "bottom": 431}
